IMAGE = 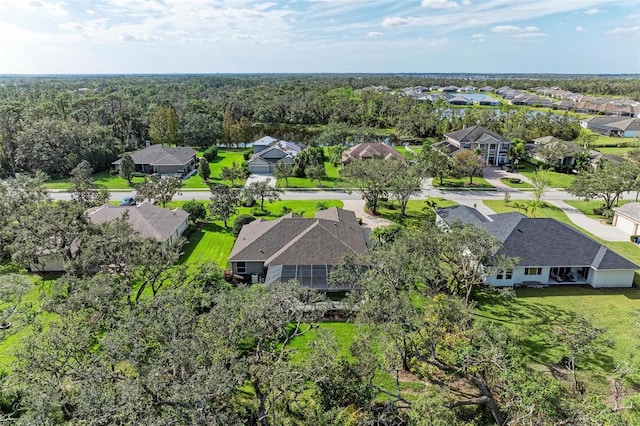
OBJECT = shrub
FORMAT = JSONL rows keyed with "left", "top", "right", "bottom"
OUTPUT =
{"left": 233, "top": 214, "right": 256, "bottom": 235}
{"left": 243, "top": 149, "right": 253, "bottom": 161}
{"left": 242, "top": 194, "right": 256, "bottom": 207}
{"left": 315, "top": 201, "right": 329, "bottom": 211}
{"left": 203, "top": 146, "right": 218, "bottom": 161}
{"left": 508, "top": 178, "right": 521, "bottom": 184}
{"left": 251, "top": 207, "right": 270, "bottom": 217}
{"left": 281, "top": 206, "right": 292, "bottom": 215}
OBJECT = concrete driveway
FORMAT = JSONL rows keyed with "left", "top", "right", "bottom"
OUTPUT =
{"left": 482, "top": 166, "right": 532, "bottom": 190}
{"left": 244, "top": 173, "right": 275, "bottom": 188}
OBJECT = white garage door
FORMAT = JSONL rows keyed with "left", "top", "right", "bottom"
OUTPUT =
{"left": 615, "top": 215, "right": 637, "bottom": 236}
{"left": 249, "top": 163, "right": 271, "bottom": 174}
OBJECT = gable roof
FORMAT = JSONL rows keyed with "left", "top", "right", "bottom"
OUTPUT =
{"left": 249, "top": 139, "right": 302, "bottom": 163}
{"left": 87, "top": 202, "right": 189, "bottom": 242}
{"left": 112, "top": 145, "right": 197, "bottom": 167}
{"left": 229, "top": 207, "right": 367, "bottom": 265}
{"left": 341, "top": 143, "right": 405, "bottom": 163}
{"left": 253, "top": 136, "right": 279, "bottom": 146}
{"left": 614, "top": 202, "right": 640, "bottom": 222}
{"left": 436, "top": 206, "right": 637, "bottom": 270}
{"left": 444, "top": 125, "right": 510, "bottom": 145}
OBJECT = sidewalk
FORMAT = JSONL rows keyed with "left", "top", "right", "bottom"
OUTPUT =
{"left": 545, "top": 199, "right": 629, "bottom": 242}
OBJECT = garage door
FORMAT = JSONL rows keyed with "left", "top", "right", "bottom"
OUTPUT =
{"left": 615, "top": 215, "right": 637, "bottom": 236}
{"left": 249, "top": 163, "right": 271, "bottom": 174}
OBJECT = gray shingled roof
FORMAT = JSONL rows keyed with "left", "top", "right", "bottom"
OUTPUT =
{"left": 614, "top": 202, "right": 640, "bottom": 222}
{"left": 87, "top": 202, "right": 189, "bottom": 242}
{"left": 437, "top": 206, "right": 637, "bottom": 270}
{"left": 342, "top": 143, "right": 405, "bottom": 163}
{"left": 229, "top": 207, "right": 367, "bottom": 264}
{"left": 112, "top": 145, "right": 197, "bottom": 166}
{"left": 444, "top": 125, "right": 510, "bottom": 144}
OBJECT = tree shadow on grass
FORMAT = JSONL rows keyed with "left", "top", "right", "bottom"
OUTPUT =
{"left": 474, "top": 289, "right": 616, "bottom": 371}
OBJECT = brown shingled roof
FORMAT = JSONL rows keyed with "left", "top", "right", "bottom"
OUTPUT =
{"left": 341, "top": 143, "right": 405, "bottom": 164}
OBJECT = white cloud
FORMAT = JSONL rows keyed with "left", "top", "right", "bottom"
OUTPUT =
{"left": 492, "top": 24, "right": 544, "bottom": 38}
{"left": 471, "top": 33, "right": 484, "bottom": 43}
{"left": 421, "top": 0, "right": 459, "bottom": 9}
{"left": 607, "top": 26, "right": 639, "bottom": 35}
{"left": 492, "top": 25, "right": 523, "bottom": 33}
{"left": 584, "top": 8, "right": 605, "bottom": 15}
{"left": 366, "top": 31, "right": 383, "bottom": 37}
{"left": 382, "top": 16, "right": 417, "bottom": 28}
{"left": 576, "top": 26, "right": 586, "bottom": 32}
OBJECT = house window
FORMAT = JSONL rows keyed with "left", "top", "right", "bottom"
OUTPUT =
{"left": 236, "top": 262, "right": 246, "bottom": 273}
{"left": 502, "top": 143, "right": 510, "bottom": 151}
{"left": 496, "top": 269, "right": 513, "bottom": 280}
{"left": 489, "top": 144, "right": 496, "bottom": 150}
{"left": 463, "top": 143, "right": 471, "bottom": 149}
{"left": 524, "top": 267, "right": 542, "bottom": 275}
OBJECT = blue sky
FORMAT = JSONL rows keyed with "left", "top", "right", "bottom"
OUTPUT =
{"left": 0, "top": 0, "right": 638, "bottom": 74}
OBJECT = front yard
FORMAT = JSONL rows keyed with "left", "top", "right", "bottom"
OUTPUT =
{"left": 276, "top": 161, "right": 343, "bottom": 188}
{"left": 433, "top": 176, "right": 494, "bottom": 189}
{"left": 515, "top": 161, "right": 575, "bottom": 189}
{"left": 183, "top": 149, "right": 248, "bottom": 189}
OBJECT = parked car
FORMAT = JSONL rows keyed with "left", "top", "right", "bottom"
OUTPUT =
{"left": 564, "top": 272, "right": 576, "bottom": 282}
{"left": 120, "top": 197, "right": 136, "bottom": 206}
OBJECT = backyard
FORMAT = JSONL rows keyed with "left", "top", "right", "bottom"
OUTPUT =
{"left": 376, "top": 198, "right": 457, "bottom": 227}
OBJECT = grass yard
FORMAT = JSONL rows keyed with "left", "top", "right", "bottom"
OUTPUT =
{"left": 377, "top": 198, "right": 457, "bottom": 227}
{"left": 276, "top": 162, "right": 344, "bottom": 189}
{"left": 434, "top": 176, "right": 494, "bottom": 189}
{"left": 183, "top": 149, "right": 247, "bottom": 189}
{"left": 169, "top": 199, "right": 344, "bottom": 268}
{"left": 565, "top": 199, "right": 632, "bottom": 220}
{"left": 516, "top": 161, "right": 575, "bottom": 189}
{"left": 476, "top": 287, "right": 640, "bottom": 392}
{"left": 394, "top": 145, "right": 422, "bottom": 158}
{"left": 499, "top": 177, "right": 533, "bottom": 189}
{"left": 596, "top": 147, "right": 636, "bottom": 155}
{"left": 590, "top": 134, "right": 639, "bottom": 147}
{"left": 44, "top": 170, "right": 147, "bottom": 190}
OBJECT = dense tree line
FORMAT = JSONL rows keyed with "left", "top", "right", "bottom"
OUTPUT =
{"left": 1, "top": 74, "right": 630, "bottom": 177}
{"left": 0, "top": 174, "right": 639, "bottom": 423}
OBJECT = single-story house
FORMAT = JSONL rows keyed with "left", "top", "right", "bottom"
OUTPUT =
{"left": 341, "top": 142, "right": 405, "bottom": 165}
{"left": 32, "top": 202, "right": 189, "bottom": 272}
{"left": 87, "top": 201, "right": 189, "bottom": 244}
{"left": 112, "top": 145, "right": 197, "bottom": 176}
{"left": 440, "top": 85, "right": 459, "bottom": 93}
{"left": 228, "top": 207, "right": 368, "bottom": 291}
{"left": 447, "top": 95, "right": 471, "bottom": 105}
{"left": 580, "top": 117, "right": 640, "bottom": 138}
{"left": 436, "top": 205, "right": 638, "bottom": 288}
{"left": 478, "top": 86, "right": 494, "bottom": 92}
{"left": 613, "top": 203, "right": 640, "bottom": 240}
{"left": 529, "top": 136, "right": 583, "bottom": 167}
{"left": 477, "top": 96, "right": 500, "bottom": 106}
{"left": 247, "top": 139, "right": 302, "bottom": 174}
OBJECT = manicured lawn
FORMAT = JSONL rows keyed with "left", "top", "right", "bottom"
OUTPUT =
{"left": 434, "top": 176, "right": 494, "bottom": 189}
{"left": 476, "top": 287, "right": 640, "bottom": 392}
{"left": 377, "top": 198, "right": 457, "bottom": 227}
{"left": 499, "top": 177, "right": 532, "bottom": 189}
{"left": 169, "top": 200, "right": 344, "bottom": 268}
{"left": 565, "top": 199, "right": 632, "bottom": 220}
{"left": 183, "top": 149, "right": 247, "bottom": 189}
{"left": 276, "top": 162, "right": 344, "bottom": 188}
{"left": 516, "top": 161, "right": 575, "bottom": 189}
{"left": 394, "top": 145, "right": 422, "bottom": 158}
{"left": 590, "top": 134, "right": 638, "bottom": 147}
{"left": 596, "top": 147, "right": 636, "bottom": 155}
{"left": 44, "top": 170, "right": 147, "bottom": 190}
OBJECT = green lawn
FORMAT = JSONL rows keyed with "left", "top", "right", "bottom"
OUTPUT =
{"left": 276, "top": 162, "right": 344, "bottom": 188}
{"left": 183, "top": 149, "right": 247, "bottom": 189}
{"left": 434, "top": 176, "right": 494, "bottom": 189}
{"left": 44, "top": 170, "right": 147, "bottom": 190}
{"left": 596, "top": 147, "right": 635, "bottom": 155}
{"left": 565, "top": 199, "right": 632, "bottom": 220}
{"left": 499, "top": 177, "right": 533, "bottom": 189}
{"left": 169, "top": 199, "right": 344, "bottom": 268}
{"left": 377, "top": 198, "right": 457, "bottom": 227}
{"left": 394, "top": 145, "right": 422, "bottom": 158}
{"left": 476, "top": 287, "right": 640, "bottom": 392}
{"left": 590, "top": 134, "right": 638, "bottom": 147}
{"left": 516, "top": 161, "right": 575, "bottom": 189}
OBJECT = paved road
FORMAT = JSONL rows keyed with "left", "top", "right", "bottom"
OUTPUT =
{"left": 48, "top": 183, "right": 637, "bottom": 242}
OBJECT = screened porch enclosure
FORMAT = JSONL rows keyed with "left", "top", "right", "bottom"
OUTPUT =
{"left": 264, "top": 264, "right": 354, "bottom": 291}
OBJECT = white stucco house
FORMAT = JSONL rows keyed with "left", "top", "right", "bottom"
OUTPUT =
{"left": 436, "top": 205, "right": 638, "bottom": 288}
{"left": 613, "top": 203, "right": 640, "bottom": 240}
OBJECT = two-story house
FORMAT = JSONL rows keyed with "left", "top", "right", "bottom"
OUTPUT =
{"left": 436, "top": 125, "right": 511, "bottom": 166}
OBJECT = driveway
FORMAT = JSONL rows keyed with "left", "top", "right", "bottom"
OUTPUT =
{"left": 244, "top": 173, "right": 275, "bottom": 188}
{"left": 482, "top": 166, "right": 532, "bottom": 191}
{"left": 545, "top": 200, "right": 630, "bottom": 242}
